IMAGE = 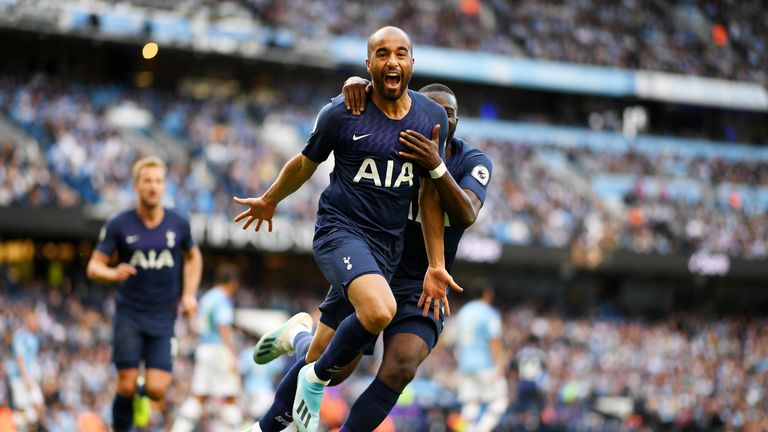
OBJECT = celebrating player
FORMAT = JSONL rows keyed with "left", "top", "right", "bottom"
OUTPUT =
{"left": 171, "top": 263, "right": 243, "bottom": 432}
{"left": 250, "top": 80, "right": 493, "bottom": 431}
{"left": 86, "top": 156, "right": 203, "bottom": 432}
{"left": 235, "top": 26, "right": 460, "bottom": 432}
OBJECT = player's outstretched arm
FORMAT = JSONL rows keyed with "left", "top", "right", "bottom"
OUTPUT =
{"left": 233, "top": 153, "right": 319, "bottom": 232}
{"left": 180, "top": 245, "right": 202, "bottom": 315}
{"left": 86, "top": 251, "right": 137, "bottom": 283}
{"left": 342, "top": 76, "right": 372, "bottom": 116}
{"left": 400, "top": 125, "right": 481, "bottom": 229}
{"left": 418, "top": 179, "right": 463, "bottom": 320}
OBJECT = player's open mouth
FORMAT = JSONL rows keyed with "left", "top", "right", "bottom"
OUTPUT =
{"left": 384, "top": 72, "right": 401, "bottom": 88}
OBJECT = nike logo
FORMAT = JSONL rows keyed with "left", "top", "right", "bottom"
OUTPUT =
{"left": 126, "top": 235, "right": 139, "bottom": 244}
{"left": 352, "top": 133, "right": 372, "bottom": 141}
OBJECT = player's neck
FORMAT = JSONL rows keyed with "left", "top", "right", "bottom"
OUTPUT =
{"left": 371, "top": 91, "right": 411, "bottom": 120}
{"left": 136, "top": 204, "right": 165, "bottom": 229}
{"left": 446, "top": 138, "right": 455, "bottom": 160}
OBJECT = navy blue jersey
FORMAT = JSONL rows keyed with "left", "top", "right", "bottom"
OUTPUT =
{"left": 391, "top": 137, "right": 492, "bottom": 289}
{"left": 95, "top": 208, "right": 194, "bottom": 335}
{"left": 303, "top": 90, "right": 448, "bottom": 263}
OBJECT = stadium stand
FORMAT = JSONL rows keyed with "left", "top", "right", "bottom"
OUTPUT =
{"left": 1, "top": 275, "right": 766, "bottom": 431}
{"left": 0, "top": 1, "right": 766, "bottom": 431}
{"left": 1, "top": 72, "right": 766, "bottom": 260}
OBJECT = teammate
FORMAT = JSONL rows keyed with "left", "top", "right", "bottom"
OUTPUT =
{"left": 235, "top": 26, "right": 460, "bottom": 432}
{"left": 454, "top": 283, "right": 508, "bottom": 432}
{"left": 250, "top": 81, "right": 493, "bottom": 432}
{"left": 171, "top": 263, "right": 243, "bottom": 432}
{"left": 5, "top": 309, "right": 45, "bottom": 432}
{"left": 86, "top": 156, "right": 202, "bottom": 432}
{"left": 512, "top": 335, "right": 548, "bottom": 414}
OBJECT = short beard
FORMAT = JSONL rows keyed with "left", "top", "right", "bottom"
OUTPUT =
{"left": 139, "top": 197, "right": 160, "bottom": 210}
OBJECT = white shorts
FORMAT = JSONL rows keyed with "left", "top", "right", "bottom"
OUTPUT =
{"left": 458, "top": 368, "right": 508, "bottom": 404}
{"left": 190, "top": 344, "right": 241, "bottom": 397}
{"left": 9, "top": 377, "right": 44, "bottom": 409}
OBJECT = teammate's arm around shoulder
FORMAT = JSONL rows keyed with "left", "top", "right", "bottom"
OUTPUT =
{"left": 233, "top": 154, "right": 319, "bottom": 232}
{"left": 418, "top": 178, "right": 463, "bottom": 320}
{"left": 180, "top": 245, "right": 203, "bottom": 315}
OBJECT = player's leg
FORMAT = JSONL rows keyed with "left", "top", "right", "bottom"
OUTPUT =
{"left": 143, "top": 333, "right": 174, "bottom": 429}
{"left": 170, "top": 395, "right": 206, "bottom": 432}
{"left": 253, "top": 312, "right": 313, "bottom": 365}
{"left": 341, "top": 320, "right": 434, "bottom": 431}
{"left": 174, "top": 344, "right": 243, "bottom": 432}
{"left": 112, "top": 318, "right": 144, "bottom": 432}
{"left": 171, "top": 344, "right": 211, "bottom": 432}
{"left": 310, "top": 274, "right": 395, "bottom": 382}
{"left": 472, "top": 368, "right": 509, "bottom": 432}
{"left": 9, "top": 376, "right": 36, "bottom": 431}
{"left": 295, "top": 275, "right": 395, "bottom": 431}
{"left": 251, "top": 321, "right": 357, "bottom": 432}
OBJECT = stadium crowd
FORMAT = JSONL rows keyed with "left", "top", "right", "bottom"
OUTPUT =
{"left": 231, "top": 0, "right": 767, "bottom": 83}
{"left": 2, "top": 72, "right": 768, "bottom": 260}
{"left": 1, "top": 269, "right": 766, "bottom": 431}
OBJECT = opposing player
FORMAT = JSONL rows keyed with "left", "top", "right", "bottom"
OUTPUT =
{"left": 5, "top": 309, "right": 45, "bottom": 432}
{"left": 235, "top": 26, "right": 460, "bottom": 432}
{"left": 171, "top": 263, "right": 243, "bottom": 432}
{"left": 454, "top": 283, "right": 508, "bottom": 432}
{"left": 86, "top": 156, "right": 202, "bottom": 432}
{"left": 251, "top": 81, "right": 493, "bottom": 432}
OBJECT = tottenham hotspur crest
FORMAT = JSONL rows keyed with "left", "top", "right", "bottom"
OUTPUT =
{"left": 166, "top": 230, "right": 176, "bottom": 248}
{"left": 343, "top": 256, "right": 352, "bottom": 270}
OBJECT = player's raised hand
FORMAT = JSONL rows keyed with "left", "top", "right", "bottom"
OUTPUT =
{"left": 342, "top": 76, "right": 372, "bottom": 116}
{"left": 113, "top": 263, "right": 137, "bottom": 281}
{"left": 418, "top": 265, "right": 463, "bottom": 320}
{"left": 398, "top": 124, "right": 442, "bottom": 170}
{"left": 233, "top": 196, "right": 276, "bottom": 232}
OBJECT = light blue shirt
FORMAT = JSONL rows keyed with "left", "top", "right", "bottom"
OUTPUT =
{"left": 455, "top": 300, "right": 502, "bottom": 373}
{"left": 197, "top": 287, "right": 234, "bottom": 344}
{"left": 6, "top": 328, "right": 40, "bottom": 380}
{"left": 239, "top": 348, "right": 285, "bottom": 393}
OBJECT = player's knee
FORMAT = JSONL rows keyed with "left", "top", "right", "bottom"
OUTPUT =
{"left": 116, "top": 377, "right": 138, "bottom": 396}
{"left": 144, "top": 384, "right": 168, "bottom": 401}
{"left": 358, "top": 302, "right": 396, "bottom": 333}
{"left": 378, "top": 358, "right": 418, "bottom": 392}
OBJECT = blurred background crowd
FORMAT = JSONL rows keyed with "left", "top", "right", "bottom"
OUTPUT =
{"left": 1, "top": 0, "right": 767, "bottom": 431}
{"left": 2, "top": 270, "right": 767, "bottom": 431}
{"left": 1, "top": 71, "right": 767, "bottom": 260}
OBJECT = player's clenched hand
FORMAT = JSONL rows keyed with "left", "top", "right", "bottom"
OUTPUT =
{"left": 233, "top": 196, "right": 276, "bottom": 232}
{"left": 342, "top": 76, "right": 372, "bottom": 116}
{"left": 398, "top": 124, "right": 442, "bottom": 170}
{"left": 113, "top": 263, "right": 137, "bottom": 281}
{"left": 418, "top": 266, "right": 463, "bottom": 320}
{"left": 180, "top": 294, "right": 198, "bottom": 316}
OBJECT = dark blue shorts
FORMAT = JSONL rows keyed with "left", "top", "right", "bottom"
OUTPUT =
{"left": 319, "top": 278, "right": 444, "bottom": 352}
{"left": 313, "top": 229, "right": 395, "bottom": 300}
{"left": 112, "top": 314, "right": 174, "bottom": 372}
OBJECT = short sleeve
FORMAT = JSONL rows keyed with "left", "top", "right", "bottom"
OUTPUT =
{"left": 181, "top": 217, "right": 194, "bottom": 250}
{"left": 12, "top": 333, "right": 24, "bottom": 356}
{"left": 215, "top": 302, "right": 234, "bottom": 326}
{"left": 487, "top": 311, "right": 502, "bottom": 338}
{"left": 458, "top": 151, "right": 493, "bottom": 204}
{"left": 94, "top": 218, "right": 119, "bottom": 256}
{"left": 302, "top": 101, "right": 340, "bottom": 163}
